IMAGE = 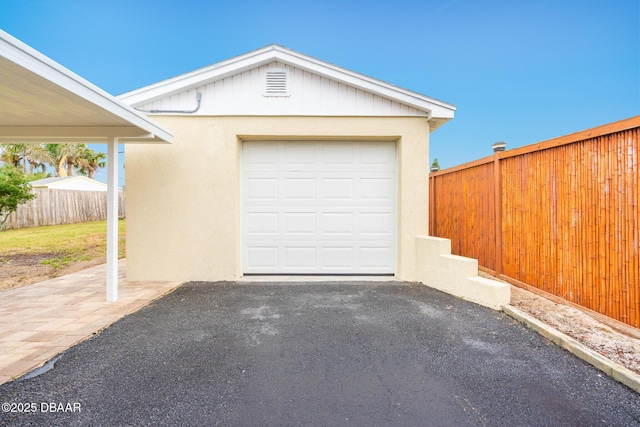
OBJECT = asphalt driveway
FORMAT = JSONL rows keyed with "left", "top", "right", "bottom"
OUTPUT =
{"left": 1, "top": 281, "right": 639, "bottom": 426}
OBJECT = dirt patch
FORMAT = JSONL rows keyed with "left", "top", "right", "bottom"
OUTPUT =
{"left": 0, "top": 252, "right": 61, "bottom": 266}
{"left": 479, "top": 272, "right": 640, "bottom": 375}
{"left": 0, "top": 253, "right": 106, "bottom": 291}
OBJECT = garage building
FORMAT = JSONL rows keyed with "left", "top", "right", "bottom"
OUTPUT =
{"left": 120, "top": 45, "right": 456, "bottom": 282}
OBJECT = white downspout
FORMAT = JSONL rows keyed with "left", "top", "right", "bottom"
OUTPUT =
{"left": 106, "top": 136, "right": 119, "bottom": 302}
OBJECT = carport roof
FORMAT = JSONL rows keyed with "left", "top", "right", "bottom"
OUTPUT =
{"left": 0, "top": 29, "right": 172, "bottom": 303}
{"left": 0, "top": 30, "right": 173, "bottom": 144}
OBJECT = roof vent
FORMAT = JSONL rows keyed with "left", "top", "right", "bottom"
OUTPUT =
{"left": 264, "top": 68, "right": 290, "bottom": 97}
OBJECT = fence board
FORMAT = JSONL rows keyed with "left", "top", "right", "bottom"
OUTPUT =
{"left": 3, "top": 189, "right": 125, "bottom": 230}
{"left": 430, "top": 116, "right": 640, "bottom": 329}
{"left": 430, "top": 160, "right": 496, "bottom": 271}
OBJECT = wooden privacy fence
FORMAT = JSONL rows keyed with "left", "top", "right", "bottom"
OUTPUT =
{"left": 430, "top": 116, "right": 640, "bottom": 329}
{"left": 3, "top": 188, "right": 125, "bottom": 230}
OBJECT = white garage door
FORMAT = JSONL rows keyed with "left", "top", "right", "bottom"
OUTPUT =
{"left": 242, "top": 140, "right": 397, "bottom": 274}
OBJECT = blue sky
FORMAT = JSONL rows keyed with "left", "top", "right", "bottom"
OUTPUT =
{"left": 1, "top": 0, "right": 638, "bottom": 185}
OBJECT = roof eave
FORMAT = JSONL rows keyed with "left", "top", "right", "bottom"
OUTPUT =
{"left": 0, "top": 30, "right": 174, "bottom": 144}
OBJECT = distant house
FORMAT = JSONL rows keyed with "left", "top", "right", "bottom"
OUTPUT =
{"left": 30, "top": 176, "right": 109, "bottom": 192}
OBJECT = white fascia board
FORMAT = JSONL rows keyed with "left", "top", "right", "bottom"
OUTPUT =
{"left": 118, "top": 45, "right": 281, "bottom": 105}
{"left": 0, "top": 135, "right": 158, "bottom": 143}
{"left": 0, "top": 126, "right": 162, "bottom": 143}
{"left": 0, "top": 30, "right": 173, "bottom": 144}
{"left": 273, "top": 47, "right": 456, "bottom": 119}
{"left": 0, "top": 126, "right": 158, "bottom": 138}
{"left": 119, "top": 44, "right": 456, "bottom": 119}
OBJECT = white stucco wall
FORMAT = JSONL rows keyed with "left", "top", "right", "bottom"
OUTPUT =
{"left": 126, "top": 116, "right": 430, "bottom": 282}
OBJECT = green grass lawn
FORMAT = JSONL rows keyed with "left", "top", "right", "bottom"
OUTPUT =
{"left": 0, "top": 220, "right": 126, "bottom": 268}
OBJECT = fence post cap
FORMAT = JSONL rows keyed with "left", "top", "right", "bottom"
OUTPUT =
{"left": 492, "top": 142, "right": 507, "bottom": 152}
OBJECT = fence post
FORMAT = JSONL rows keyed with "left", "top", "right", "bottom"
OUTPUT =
{"left": 492, "top": 142, "right": 506, "bottom": 276}
{"left": 429, "top": 174, "right": 436, "bottom": 236}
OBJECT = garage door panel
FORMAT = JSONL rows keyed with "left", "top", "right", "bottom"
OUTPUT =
{"left": 321, "top": 143, "right": 354, "bottom": 165}
{"left": 360, "top": 177, "right": 394, "bottom": 200}
{"left": 243, "top": 141, "right": 396, "bottom": 274}
{"left": 246, "top": 212, "right": 279, "bottom": 235}
{"left": 284, "top": 178, "right": 316, "bottom": 200}
{"left": 322, "top": 247, "right": 354, "bottom": 268}
{"left": 246, "top": 178, "right": 279, "bottom": 201}
{"left": 246, "top": 247, "right": 279, "bottom": 269}
{"left": 284, "top": 246, "right": 316, "bottom": 268}
{"left": 359, "top": 246, "right": 393, "bottom": 268}
{"left": 359, "top": 212, "right": 393, "bottom": 235}
{"left": 284, "top": 143, "right": 316, "bottom": 166}
{"left": 322, "top": 212, "right": 354, "bottom": 235}
{"left": 284, "top": 212, "right": 316, "bottom": 235}
{"left": 322, "top": 178, "right": 354, "bottom": 200}
{"left": 245, "top": 144, "right": 279, "bottom": 166}
{"left": 360, "top": 142, "right": 396, "bottom": 165}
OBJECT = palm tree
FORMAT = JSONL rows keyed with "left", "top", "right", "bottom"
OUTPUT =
{"left": 0, "top": 144, "right": 27, "bottom": 171}
{"left": 62, "top": 144, "right": 87, "bottom": 176}
{"left": 76, "top": 147, "right": 106, "bottom": 179}
{"left": 3, "top": 143, "right": 108, "bottom": 179}
{"left": 42, "top": 144, "right": 79, "bottom": 177}
{"left": 23, "top": 144, "right": 49, "bottom": 174}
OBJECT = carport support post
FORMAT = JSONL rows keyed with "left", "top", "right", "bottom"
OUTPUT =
{"left": 106, "top": 136, "right": 119, "bottom": 302}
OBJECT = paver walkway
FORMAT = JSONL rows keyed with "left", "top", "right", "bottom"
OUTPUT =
{"left": 0, "top": 260, "right": 182, "bottom": 384}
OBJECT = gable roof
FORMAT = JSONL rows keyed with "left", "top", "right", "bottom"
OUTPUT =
{"left": 118, "top": 44, "right": 456, "bottom": 128}
{"left": 0, "top": 30, "right": 173, "bottom": 144}
{"left": 30, "top": 176, "right": 76, "bottom": 186}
